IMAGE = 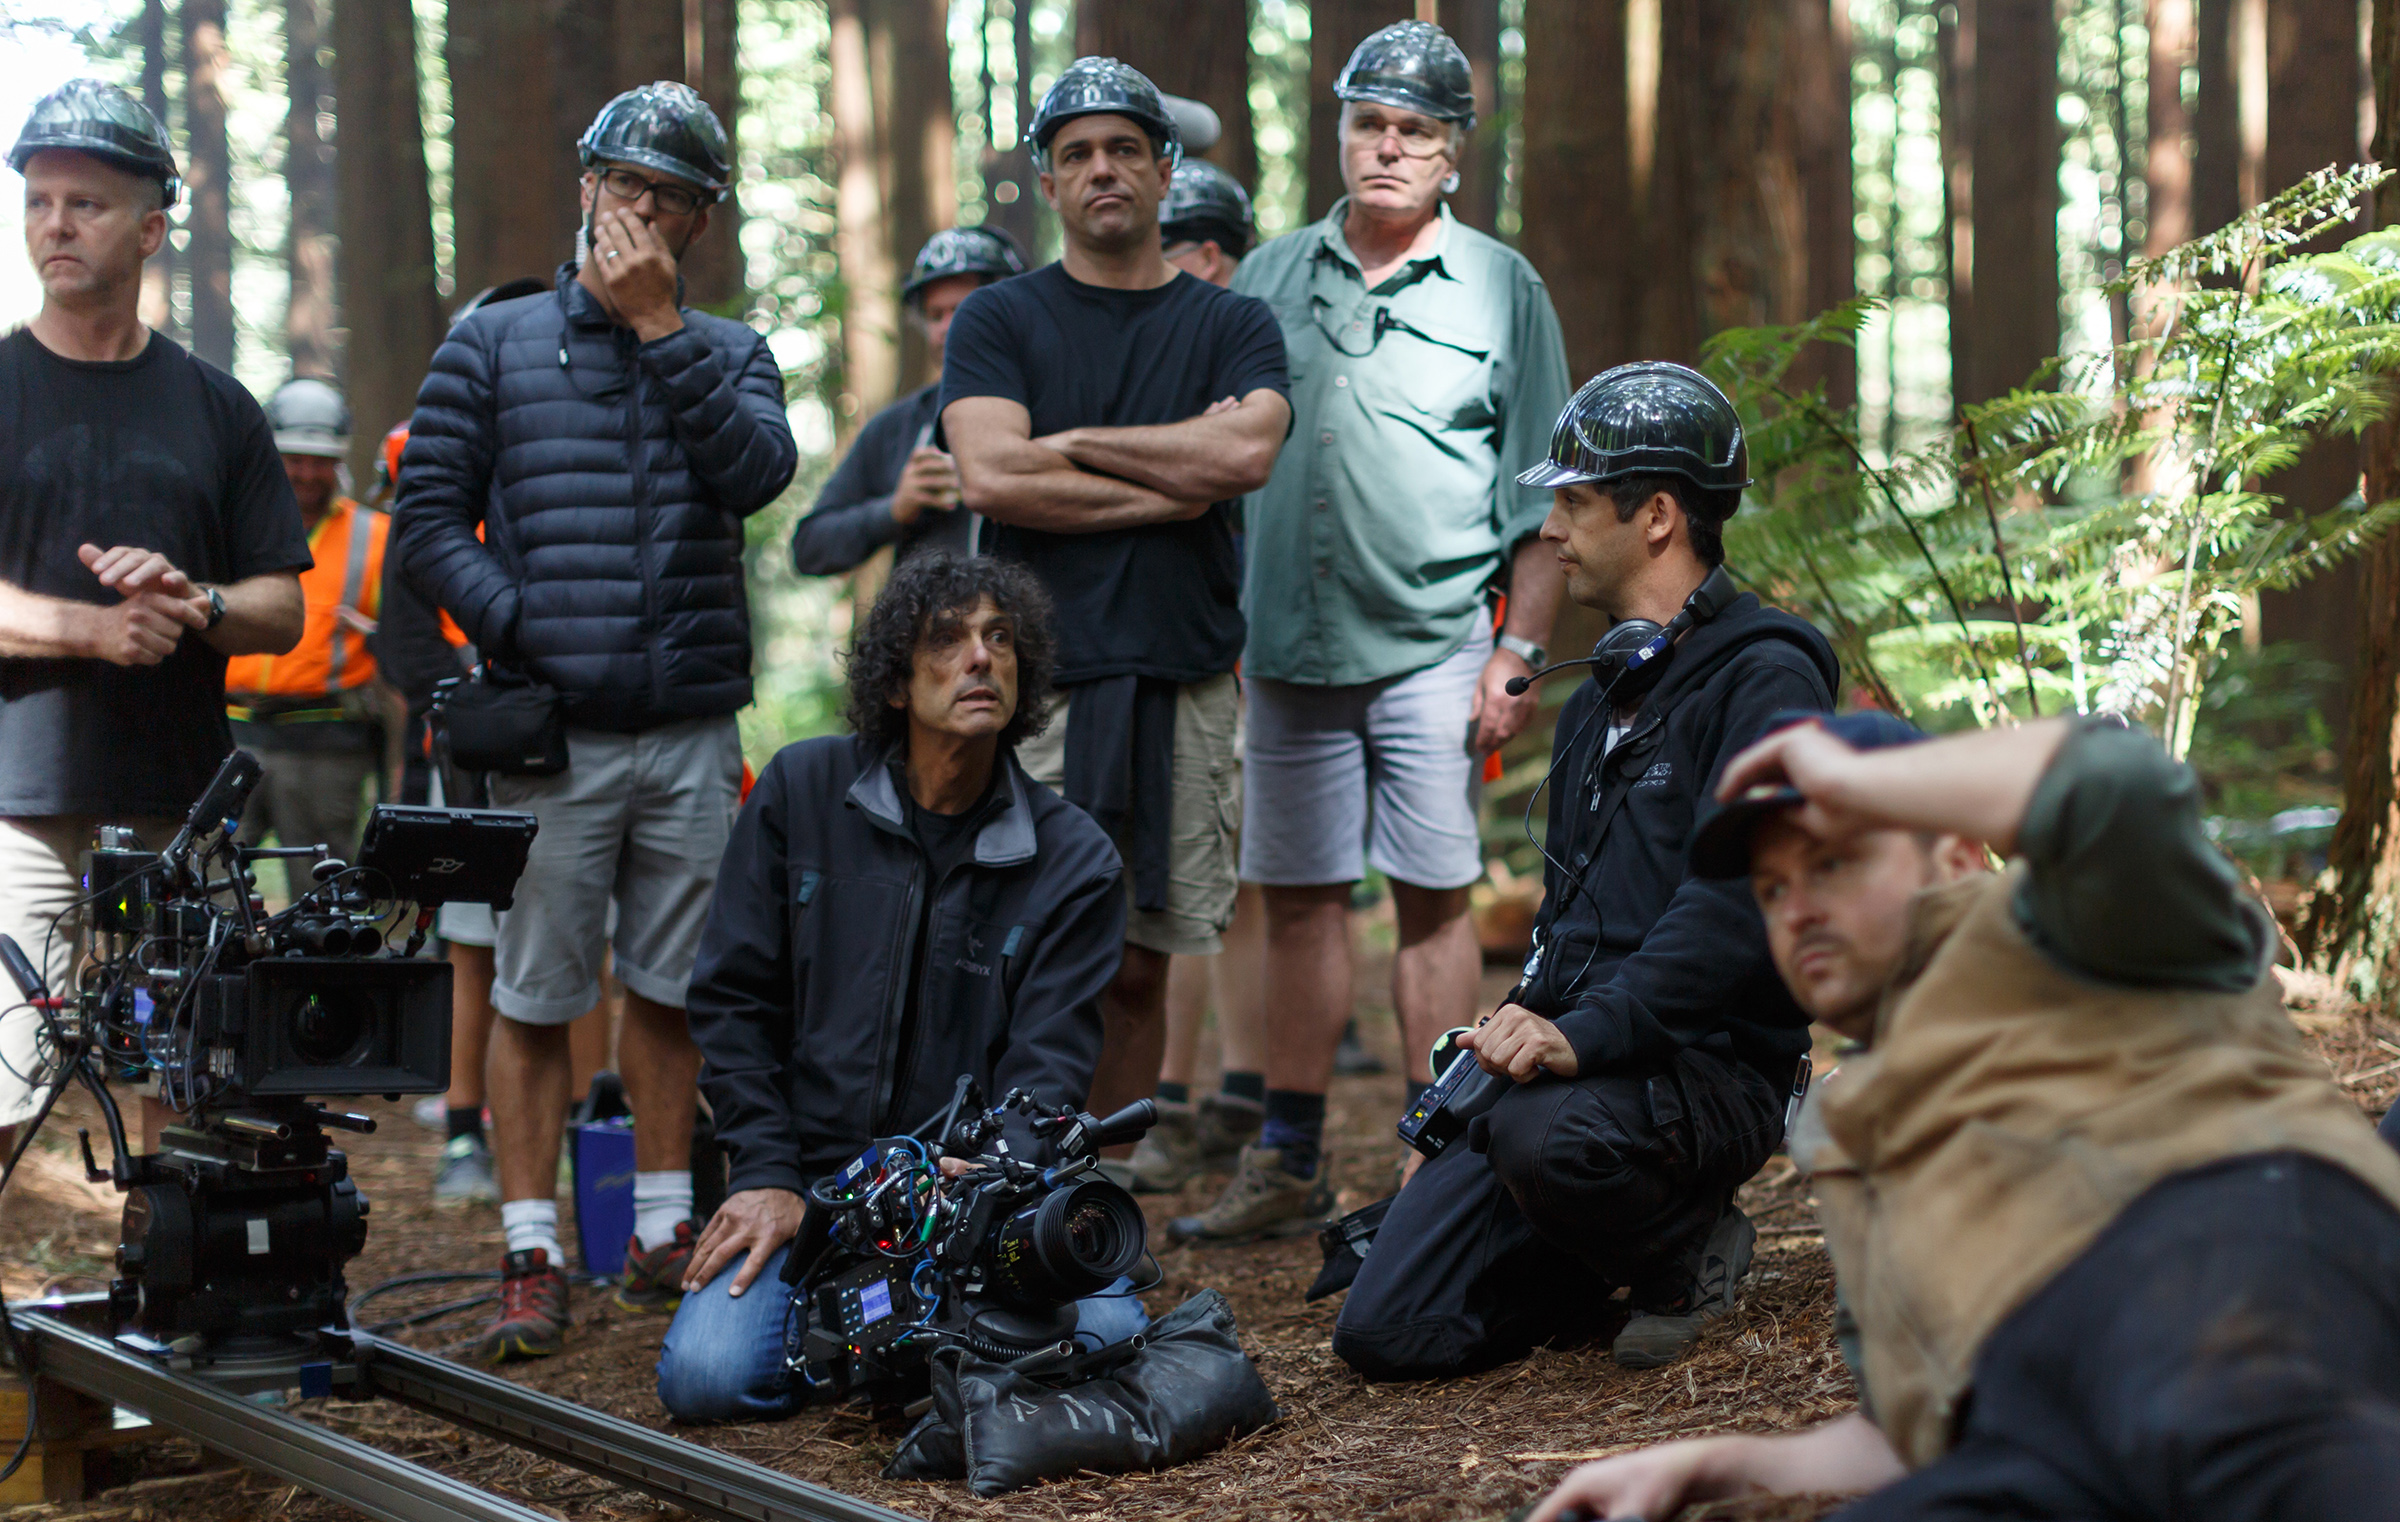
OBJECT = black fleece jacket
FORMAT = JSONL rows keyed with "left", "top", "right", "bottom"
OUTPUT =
{"left": 1519, "top": 592, "right": 1838, "bottom": 1081}
{"left": 788, "top": 384, "right": 976, "bottom": 576}
{"left": 686, "top": 734, "right": 1125, "bottom": 1195}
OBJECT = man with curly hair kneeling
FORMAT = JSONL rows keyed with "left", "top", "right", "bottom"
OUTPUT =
{"left": 654, "top": 552, "right": 1139, "bottom": 1422}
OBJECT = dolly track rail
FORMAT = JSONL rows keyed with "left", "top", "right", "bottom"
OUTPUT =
{"left": 11, "top": 1308, "right": 921, "bottom": 1522}
{"left": 351, "top": 1330, "right": 916, "bottom": 1522}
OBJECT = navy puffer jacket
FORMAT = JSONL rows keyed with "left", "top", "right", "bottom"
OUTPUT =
{"left": 393, "top": 262, "right": 798, "bottom": 731}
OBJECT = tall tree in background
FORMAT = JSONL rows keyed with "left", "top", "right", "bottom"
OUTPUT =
{"left": 1945, "top": 0, "right": 2058, "bottom": 409}
{"left": 285, "top": 0, "right": 334, "bottom": 377}
{"left": 1519, "top": 0, "right": 1630, "bottom": 383}
{"left": 2258, "top": 0, "right": 2364, "bottom": 728}
{"left": 2304, "top": 0, "right": 2400, "bottom": 1001}
{"left": 1078, "top": 0, "right": 1255, "bottom": 191}
{"left": 182, "top": 0, "right": 232, "bottom": 371}
{"left": 885, "top": 0, "right": 955, "bottom": 388}
{"left": 139, "top": 0, "right": 177, "bottom": 338}
{"left": 1305, "top": 0, "right": 1413, "bottom": 220}
{"left": 680, "top": 0, "right": 745, "bottom": 314}
{"left": 1647, "top": 0, "right": 1854, "bottom": 402}
{"left": 2193, "top": 0, "right": 2244, "bottom": 239}
{"left": 447, "top": 0, "right": 570, "bottom": 300}
{"left": 1445, "top": 0, "right": 1502, "bottom": 233}
{"left": 829, "top": 0, "right": 896, "bottom": 444}
{"left": 333, "top": 0, "right": 444, "bottom": 475}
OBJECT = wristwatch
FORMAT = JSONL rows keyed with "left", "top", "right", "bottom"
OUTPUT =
{"left": 1496, "top": 632, "right": 1546, "bottom": 668}
{"left": 203, "top": 586, "right": 226, "bottom": 630}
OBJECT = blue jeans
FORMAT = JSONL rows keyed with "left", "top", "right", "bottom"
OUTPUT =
{"left": 655, "top": 1244, "right": 1152, "bottom": 1424}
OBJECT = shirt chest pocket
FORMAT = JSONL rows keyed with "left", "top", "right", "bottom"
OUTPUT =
{"left": 1358, "top": 316, "right": 1495, "bottom": 430}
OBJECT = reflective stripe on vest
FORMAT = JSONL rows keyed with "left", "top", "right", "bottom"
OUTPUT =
{"left": 225, "top": 500, "right": 388, "bottom": 702}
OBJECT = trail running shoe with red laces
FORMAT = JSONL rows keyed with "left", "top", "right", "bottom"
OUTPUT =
{"left": 476, "top": 1247, "right": 568, "bottom": 1365}
{"left": 614, "top": 1220, "right": 697, "bottom": 1312}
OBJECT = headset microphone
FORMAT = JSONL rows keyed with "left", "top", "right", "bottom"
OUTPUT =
{"left": 1502, "top": 566, "right": 1739, "bottom": 699}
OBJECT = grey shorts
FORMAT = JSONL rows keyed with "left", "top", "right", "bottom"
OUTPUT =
{"left": 1240, "top": 623, "right": 1490, "bottom": 891}
{"left": 0, "top": 813, "right": 180, "bottom": 1126}
{"left": 1016, "top": 672, "right": 1241, "bottom": 957}
{"left": 485, "top": 716, "right": 743, "bottom": 1024}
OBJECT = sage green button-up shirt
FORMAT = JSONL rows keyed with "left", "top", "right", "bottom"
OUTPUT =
{"left": 1232, "top": 200, "right": 1570, "bottom": 687}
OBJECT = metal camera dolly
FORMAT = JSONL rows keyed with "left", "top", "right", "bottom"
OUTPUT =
{"left": 4, "top": 1292, "right": 919, "bottom": 1522}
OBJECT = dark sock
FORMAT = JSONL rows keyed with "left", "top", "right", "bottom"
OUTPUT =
{"left": 1218, "top": 1070, "right": 1265, "bottom": 1106}
{"left": 1156, "top": 1080, "right": 1191, "bottom": 1107}
{"left": 1405, "top": 1079, "right": 1432, "bottom": 1112}
{"left": 446, "top": 1106, "right": 485, "bottom": 1145}
{"left": 1259, "top": 1090, "right": 1326, "bottom": 1178}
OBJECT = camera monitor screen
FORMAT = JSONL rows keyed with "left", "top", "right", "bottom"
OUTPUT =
{"left": 355, "top": 805, "right": 539, "bottom": 908}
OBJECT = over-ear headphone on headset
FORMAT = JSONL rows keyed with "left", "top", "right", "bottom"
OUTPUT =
{"left": 1505, "top": 564, "right": 1740, "bottom": 703}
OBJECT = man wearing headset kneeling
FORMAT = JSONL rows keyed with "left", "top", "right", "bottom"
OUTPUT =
{"left": 1330, "top": 364, "right": 1837, "bottom": 1379}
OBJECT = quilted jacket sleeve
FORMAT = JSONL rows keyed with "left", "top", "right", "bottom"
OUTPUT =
{"left": 641, "top": 323, "right": 799, "bottom": 518}
{"left": 392, "top": 324, "right": 521, "bottom": 657}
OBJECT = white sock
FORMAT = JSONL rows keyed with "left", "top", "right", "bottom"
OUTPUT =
{"left": 500, "top": 1198, "right": 562, "bottom": 1264}
{"left": 633, "top": 1171, "right": 694, "bottom": 1252}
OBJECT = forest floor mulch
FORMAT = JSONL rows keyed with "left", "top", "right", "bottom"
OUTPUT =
{"left": 6, "top": 938, "right": 2393, "bottom": 1522}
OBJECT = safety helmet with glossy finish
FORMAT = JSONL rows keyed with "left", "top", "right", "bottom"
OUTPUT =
{"left": 1517, "top": 362, "right": 1752, "bottom": 495}
{"left": 1159, "top": 160, "right": 1255, "bottom": 259}
{"left": 266, "top": 377, "right": 353, "bottom": 460}
{"left": 9, "top": 78, "right": 180, "bottom": 205}
{"left": 902, "top": 226, "right": 1027, "bottom": 304}
{"left": 1334, "top": 21, "right": 1477, "bottom": 132}
{"left": 577, "top": 81, "right": 730, "bottom": 200}
{"left": 1028, "top": 57, "right": 1181, "bottom": 172}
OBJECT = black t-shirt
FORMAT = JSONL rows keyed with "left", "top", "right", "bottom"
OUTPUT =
{"left": 0, "top": 330, "right": 308, "bottom": 818}
{"left": 938, "top": 264, "right": 1289, "bottom": 684}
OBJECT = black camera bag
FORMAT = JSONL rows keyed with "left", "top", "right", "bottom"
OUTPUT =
{"left": 434, "top": 664, "right": 568, "bottom": 776}
{"left": 885, "top": 1288, "right": 1279, "bottom": 1496}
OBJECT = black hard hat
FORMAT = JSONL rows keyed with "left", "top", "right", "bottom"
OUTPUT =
{"left": 450, "top": 276, "right": 550, "bottom": 328}
{"left": 902, "top": 226, "right": 1027, "bottom": 304}
{"left": 577, "top": 81, "right": 730, "bottom": 200}
{"left": 9, "top": 78, "right": 180, "bottom": 206}
{"left": 1517, "top": 362, "right": 1753, "bottom": 496}
{"left": 1335, "top": 21, "right": 1477, "bottom": 132}
{"left": 1159, "top": 160, "right": 1255, "bottom": 259}
{"left": 1028, "top": 57, "right": 1181, "bottom": 172}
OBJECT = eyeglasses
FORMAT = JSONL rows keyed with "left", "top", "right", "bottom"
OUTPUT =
{"left": 1343, "top": 114, "right": 1453, "bottom": 160}
{"left": 598, "top": 167, "right": 706, "bottom": 217}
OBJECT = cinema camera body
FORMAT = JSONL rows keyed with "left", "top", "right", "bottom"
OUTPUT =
{"left": 0, "top": 748, "right": 534, "bottom": 1367}
{"left": 785, "top": 1080, "right": 1158, "bottom": 1403}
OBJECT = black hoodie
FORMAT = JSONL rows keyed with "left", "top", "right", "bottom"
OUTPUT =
{"left": 1516, "top": 591, "right": 1838, "bottom": 1081}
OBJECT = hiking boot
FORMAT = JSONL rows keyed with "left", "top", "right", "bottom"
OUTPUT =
{"left": 1128, "top": 1105, "right": 1200, "bottom": 1192}
{"left": 1334, "top": 1019, "right": 1387, "bottom": 1076}
{"left": 476, "top": 1248, "right": 569, "bottom": 1365}
{"left": 1612, "top": 1204, "right": 1757, "bottom": 1370}
{"left": 614, "top": 1220, "right": 696, "bottom": 1313}
{"left": 433, "top": 1133, "right": 498, "bottom": 1207}
{"left": 1193, "top": 1094, "right": 1262, "bottom": 1168}
{"left": 1166, "top": 1144, "right": 1334, "bottom": 1244}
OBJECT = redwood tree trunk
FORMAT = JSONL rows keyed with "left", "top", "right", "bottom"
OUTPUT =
{"left": 183, "top": 0, "right": 233, "bottom": 371}
{"left": 2257, "top": 0, "right": 2364, "bottom": 734}
{"left": 286, "top": 0, "right": 336, "bottom": 377}
{"left": 678, "top": 0, "right": 746, "bottom": 315}
{"left": 333, "top": 0, "right": 446, "bottom": 483}
{"left": 1953, "top": 0, "right": 2059, "bottom": 407}
{"left": 447, "top": 0, "right": 571, "bottom": 301}
{"left": 1306, "top": 0, "right": 1415, "bottom": 220}
{"left": 140, "top": 0, "right": 178, "bottom": 339}
{"left": 1446, "top": 0, "right": 1502, "bottom": 234}
{"left": 887, "top": 0, "right": 955, "bottom": 389}
{"left": 2193, "top": 0, "right": 2243, "bottom": 238}
{"left": 2302, "top": 0, "right": 2400, "bottom": 996}
{"left": 1079, "top": 0, "right": 1256, "bottom": 192}
{"left": 1519, "top": 0, "right": 1631, "bottom": 384}
{"left": 830, "top": 0, "right": 897, "bottom": 445}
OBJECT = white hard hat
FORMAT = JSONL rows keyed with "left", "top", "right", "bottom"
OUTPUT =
{"left": 266, "top": 376, "right": 352, "bottom": 458}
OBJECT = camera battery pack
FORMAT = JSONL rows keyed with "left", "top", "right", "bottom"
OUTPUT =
{"left": 1396, "top": 1044, "right": 1505, "bottom": 1160}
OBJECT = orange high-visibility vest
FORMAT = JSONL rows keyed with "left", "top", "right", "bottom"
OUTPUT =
{"left": 226, "top": 498, "right": 387, "bottom": 705}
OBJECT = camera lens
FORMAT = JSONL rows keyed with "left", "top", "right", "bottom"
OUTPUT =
{"left": 289, "top": 989, "right": 370, "bottom": 1063}
{"left": 984, "top": 1177, "right": 1144, "bottom": 1307}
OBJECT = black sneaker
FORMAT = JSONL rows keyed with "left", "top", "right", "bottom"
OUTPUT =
{"left": 1612, "top": 1204, "right": 1756, "bottom": 1370}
